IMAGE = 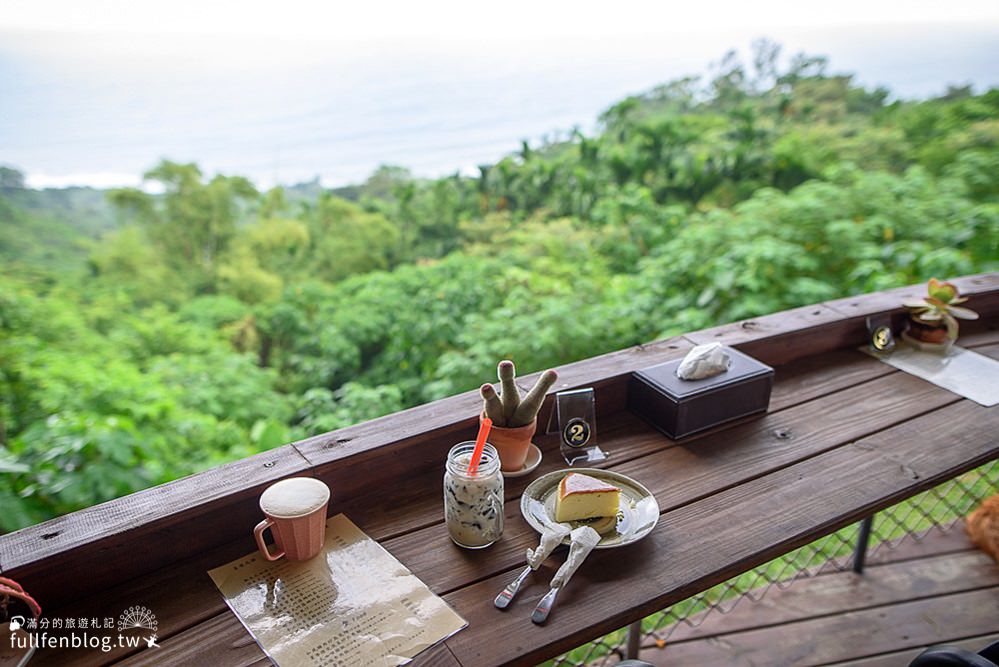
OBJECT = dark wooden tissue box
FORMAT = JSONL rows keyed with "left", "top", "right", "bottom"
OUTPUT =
{"left": 628, "top": 346, "right": 774, "bottom": 439}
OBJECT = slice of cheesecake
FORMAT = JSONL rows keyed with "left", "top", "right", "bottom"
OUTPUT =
{"left": 554, "top": 473, "right": 621, "bottom": 522}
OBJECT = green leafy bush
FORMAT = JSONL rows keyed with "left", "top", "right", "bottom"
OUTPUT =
{"left": 2, "top": 44, "right": 998, "bottom": 531}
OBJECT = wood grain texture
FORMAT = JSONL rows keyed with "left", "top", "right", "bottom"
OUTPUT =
{"left": 442, "top": 399, "right": 999, "bottom": 666}
{"left": 29, "top": 539, "right": 261, "bottom": 667}
{"left": 110, "top": 608, "right": 462, "bottom": 667}
{"left": 819, "top": 633, "right": 999, "bottom": 667}
{"left": 864, "top": 524, "right": 980, "bottom": 566}
{"left": 295, "top": 333, "right": 999, "bottom": 547}
{"left": 0, "top": 444, "right": 309, "bottom": 568}
{"left": 384, "top": 370, "right": 965, "bottom": 597}
{"left": 113, "top": 613, "right": 268, "bottom": 667}
{"left": 641, "top": 587, "right": 999, "bottom": 667}
{"left": 686, "top": 273, "right": 999, "bottom": 367}
{"left": 954, "top": 318, "right": 999, "bottom": 348}
{"left": 411, "top": 644, "right": 464, "bottom": 667}
{"left": 684, "top": 303, "right": 857, "bottom": 367}
{"left": 0, "top": 446, "right": 313, "bottom": 606}
{"left": 758, "top": 323, "right": 997, "bottom": 414}
{"left": 768, "top": 348, "right": 894, "bottom": 412}
{"left": 824, "top": 271, "right": 999, "bottom": 319}
{"left": 663, "top": 550, "right": 999, "bottom": 644}
{"left": 30, "top": 339, "right": 999, "bottom": 667}
{"left": 27, "top": 341, "right": 935, "bottom": 667}
{"left": 638, "top": 526, "right": 995, "bottom": 663}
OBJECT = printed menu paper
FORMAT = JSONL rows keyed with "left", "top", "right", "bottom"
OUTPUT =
{"left": 208, "top": 514, "right": 466, "bottom": 667}
{"left": 866, "top": 344, "right": 999, "bottom": 407}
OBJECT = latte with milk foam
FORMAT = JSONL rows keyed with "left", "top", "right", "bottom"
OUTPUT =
{"left": 259, "top": 477, "right": 330, "bottom": 518}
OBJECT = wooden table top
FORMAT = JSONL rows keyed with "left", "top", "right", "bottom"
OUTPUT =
{"left": 5, "top": 274, "right": 999, "bottom": 667}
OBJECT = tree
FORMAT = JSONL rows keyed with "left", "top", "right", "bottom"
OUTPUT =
{"left": 6, "top": 45, "right": 999, "bottom": 532}
{"left": 107, "top": 160, "right": 258, "bottom": 291}
{"left": 0, "top": 166, "right": 25, "bottom": 191}
{"left": 360, "top": 165, "right": 413, "bottom": 201}
{"left": 306, "top": 195, "right": 400, "bottom": 282}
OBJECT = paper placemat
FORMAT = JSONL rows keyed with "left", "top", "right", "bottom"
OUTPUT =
{"left": 865, "top": 344, "right": 999, "bottom": 407}
{"left": 209, "top": 514, "right": 465, "bottom": 667}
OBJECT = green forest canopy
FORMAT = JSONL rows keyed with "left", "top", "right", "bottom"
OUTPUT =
{"left": 2, "top": 44, "right": 998, "bottom": 531}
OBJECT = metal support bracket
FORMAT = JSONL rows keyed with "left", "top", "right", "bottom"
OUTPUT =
{"left": 625, "top": 619, "right": 642, "bottom": 659}
{"left": 852, "top": 515, "right": 874, "bottom": 574}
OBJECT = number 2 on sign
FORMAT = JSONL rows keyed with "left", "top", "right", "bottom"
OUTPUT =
{"left": 563, "top": 418, "right": 591, "bottom": 448}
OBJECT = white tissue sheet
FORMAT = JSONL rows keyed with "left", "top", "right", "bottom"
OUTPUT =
{"left": 526, "top": 523, "right": 571, "bottom": 569}
{"left": 676, "top": 342, "right": 732, "bottom": 380}
{"left": 550, "top": 526, "right": 601, "bottom": 589}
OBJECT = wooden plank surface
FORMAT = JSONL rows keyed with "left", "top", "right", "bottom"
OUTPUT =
{"left": 685, "top": 303, "right": 859, "bottom": 367}
{"left": 638, "top": 525, "right": 999, "bottom": 665}
{"left": 824, "top": 271, "right": 999, "bottom": 319}
{"left": 441, "top": 400, "right": 999, "bottom": 665}
{"left": 663, "top": 550, "right": 999, "bottom": 644}
{"left": 819, "top": 633, "right": 999, "bottom": 667}
{"left": 113, "top": 614, "right": 270, "bottom": 667}
{"left": 0, "top": 445, "right": 313, "bottom": 605}
{"left": 0, "top": 443, "right": 310, "bottom": 569}
{"left": 864, "top": 524, "right": 981, "bottom": 566}
{"left": 641, "top": 587, "right": 999, "bottom": 667}
{"left": 102, "top": 327, "right": 999, "bottom": 667}
{"left": 768, "top": 348, "right": 894, "bottom": 412}
{"left": 385, "top": 369, "right": 970, "bottom": 597}
{"left": 112, "top": 616, "right": 461, "bottom": 667}
{"left": 27, "top": 539, "right": 264, "bottom": 667}
{"left": 27, "top": 335, "right": 999, "bottom": 667}
{"left": 335, "top": 334, "right": 982, "bottom": 544}
{"left": 26, "top": 342, "right": 883, "bottom": 666}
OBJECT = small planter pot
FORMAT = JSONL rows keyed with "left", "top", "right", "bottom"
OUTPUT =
{"left": 906, "top": 318, "right": 949, "bottom": 344}
{"left": 481, "top": 413, "right": 536, "bottom": 472}
{"left": 902, "top": 330, "right": 953, "bottom": 354}
{"left": 904, "top": 318, "right": 954, "bottom": 354}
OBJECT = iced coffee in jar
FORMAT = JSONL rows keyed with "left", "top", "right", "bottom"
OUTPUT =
{"left": 444, "top": 442, "right": 504, "bottom": 548}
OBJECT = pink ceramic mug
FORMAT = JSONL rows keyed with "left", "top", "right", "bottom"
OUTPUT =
{"left": 253, "top": 477, "right": 331, "bottom": 562}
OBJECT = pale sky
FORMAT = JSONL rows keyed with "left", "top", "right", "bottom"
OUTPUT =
{"left": 4, "top": 0, "right": 999, "bottom": 40}
{"left": 3, "top": 0, "right": 999, "bottom": 189}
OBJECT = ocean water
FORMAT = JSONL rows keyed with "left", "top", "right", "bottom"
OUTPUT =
{"left": 1, "top": 23, "right": 998, "bottom": 190}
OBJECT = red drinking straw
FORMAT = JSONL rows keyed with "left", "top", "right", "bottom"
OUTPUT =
{"left": 467, "top": 417, "right": 493, "bottom": 476}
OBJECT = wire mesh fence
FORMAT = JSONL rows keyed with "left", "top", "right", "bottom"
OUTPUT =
{"left": 546, "top": 457, "right": 999, "bottom": 667}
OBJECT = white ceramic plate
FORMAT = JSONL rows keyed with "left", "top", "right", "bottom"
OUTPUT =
{"left": 520, "top": 468, "right": 660, "bottom": 549}
{"left": 503, "top": 443, "right": 543, "bottom": 478}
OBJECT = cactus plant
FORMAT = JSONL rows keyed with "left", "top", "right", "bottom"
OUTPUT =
{"left": 904, "top": 278, "right": 979, "bottom": 343}
{"left": 480, "top": 361, "right": 558, "bottom": 428}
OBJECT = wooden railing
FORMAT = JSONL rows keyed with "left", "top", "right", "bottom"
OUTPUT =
{"left": 2, "top": 272, "right": 997, "bottom": 611}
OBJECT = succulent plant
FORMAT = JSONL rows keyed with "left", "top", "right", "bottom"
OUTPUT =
{"left": 904, "top": 278, "right": 979, "bottom": 341}
{"left": 480, "top": 360, "right": 558, "bottom": 428}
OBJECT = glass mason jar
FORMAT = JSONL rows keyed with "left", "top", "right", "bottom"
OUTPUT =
{"left": 444, "top": 441, "right": 504, "bottom": 549}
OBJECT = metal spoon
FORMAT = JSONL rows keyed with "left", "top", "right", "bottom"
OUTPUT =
{"left": 494, "top": 565, "right": 532, "bottom": 609}
{"left": 531, "top": 586, "right": 559, "bottom": 624}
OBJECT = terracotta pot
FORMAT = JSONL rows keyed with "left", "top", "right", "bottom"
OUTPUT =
{"left": 902, "top": 330, "right": 954, "bottom": 354}
{"left": 481, "top": 414, "right": 536, "bottom": 472}
{"left": 907, "top": 317, "right": 950, "bottom": 345}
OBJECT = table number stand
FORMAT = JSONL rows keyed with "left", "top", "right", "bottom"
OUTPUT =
{"left": 866, "top": 314, "right": 896, "bottom": 355}
{"left": 546, "top": 387, "right": 607, "bottom": 466}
